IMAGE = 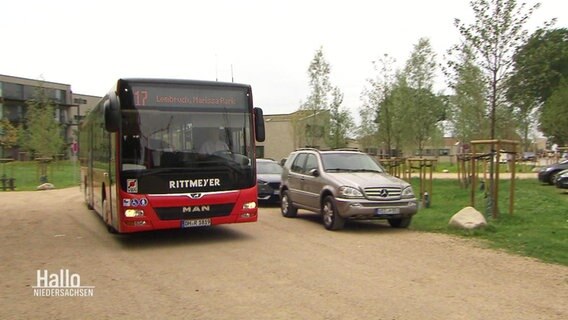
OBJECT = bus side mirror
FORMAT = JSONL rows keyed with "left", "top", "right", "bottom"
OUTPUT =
{"left": 104, "top": 92, "right": 121, "bottom": 132}
{"left": 254, "top": 107, "right": 265, "bottom": 142}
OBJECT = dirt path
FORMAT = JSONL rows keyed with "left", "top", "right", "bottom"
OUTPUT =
{"left": 0, "top": 187, "right": 566, "bottom": 319}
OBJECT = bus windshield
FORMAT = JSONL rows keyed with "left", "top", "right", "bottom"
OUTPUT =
{"left": 121, "top": 108, "right": 253, "bottom": 170}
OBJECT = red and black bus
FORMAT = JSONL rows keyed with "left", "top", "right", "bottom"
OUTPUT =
{"left": 79, "top": 79, "right": 265, "bottom": 233}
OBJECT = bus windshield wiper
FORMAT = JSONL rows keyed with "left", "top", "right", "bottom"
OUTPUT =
{"left": 134, "top": 167, "right": 198, "bottom": 175}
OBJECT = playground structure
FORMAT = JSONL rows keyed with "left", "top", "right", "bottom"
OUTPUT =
{"left": 378, "top": 158, "right": 405, "bottom": 178}
{"left": 457, "top": 139, "right": 519, "bottom": 218}
{"left": 407, "top": 158, "right": 436, "bottom": 208}
{"left": 378, "top": 157, "right": 436, "bottom": 208}
{"left": 374, "top": 139, "right": 525, "bottom": 217}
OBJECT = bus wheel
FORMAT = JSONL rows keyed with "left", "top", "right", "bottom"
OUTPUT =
{"left": 103, "top": 199, "right": 118, "bottom": 234}
{"left": 84, "top": 182, "right": 93, "bottom": 210}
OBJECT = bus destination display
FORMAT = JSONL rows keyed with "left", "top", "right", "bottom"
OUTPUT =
{"left": 131, "top": 85, "right": 247, "bottom": 108}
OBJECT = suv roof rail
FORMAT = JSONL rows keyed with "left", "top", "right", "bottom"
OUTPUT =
{"left": 296, "top": 147, "right": 321, "bottom": 152}
{"left": 332, "top": 147, "right": 361, "bottom": 152}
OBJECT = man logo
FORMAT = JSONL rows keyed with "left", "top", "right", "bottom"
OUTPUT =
{"left": 182, "top": 206, "right": 210, "bottom": 213}
{"left": 188, "top": 193, "right": 203, "bottom": 199}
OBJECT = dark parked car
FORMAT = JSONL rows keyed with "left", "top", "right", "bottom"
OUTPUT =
{"left": 279, "top": 149, "right": 418, "bottom": 230}
{"left": 554, "top": 169, "right": 568, "bottom": 189}
{"left": 538, "top": 159, "right": 568, "bottom": 185}
{"left": 256, "top": 158, "right": 283, "bottom": 203}
{"left": 521, "top": 152, "right": 536, "bottom": 162}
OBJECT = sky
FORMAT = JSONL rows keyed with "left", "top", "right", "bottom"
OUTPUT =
{"left": 2, "top": 0, "right": 567, "bottom": 122}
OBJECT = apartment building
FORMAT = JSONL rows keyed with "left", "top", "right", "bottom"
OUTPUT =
{"left": 0, "top": 74, "right": 99, "bottom": 159}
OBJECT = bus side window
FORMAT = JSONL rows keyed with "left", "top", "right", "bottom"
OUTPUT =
{"left": 122, "top": 136, "right": 147, "bottom": 170}
{"left": 122, "top": 136, "right": 141, "bottom": 164}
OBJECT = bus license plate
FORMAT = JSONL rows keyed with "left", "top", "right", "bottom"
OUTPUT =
{"left": 376, "top": 208, "right": 400, "bottom": 215}
{"left": 181, "top": 219, "right": 211, "bottom": 228}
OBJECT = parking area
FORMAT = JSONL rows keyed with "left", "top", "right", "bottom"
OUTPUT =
{"left": 0, "top": 187, "right": 566, "bottom": 319}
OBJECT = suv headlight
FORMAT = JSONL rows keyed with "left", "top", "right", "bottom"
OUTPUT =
{"left": 338, "top": 186, "right": 364, "bottom": 198}
{"left": 401, "top": 186, "right": 415, "bottom": 199}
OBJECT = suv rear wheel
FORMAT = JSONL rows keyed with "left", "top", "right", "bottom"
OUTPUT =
{"left": 322, "top": 196, "right": 345, "bottom": 230}
{"left": 280, "top": 190, "right": 298, "bottom": 218}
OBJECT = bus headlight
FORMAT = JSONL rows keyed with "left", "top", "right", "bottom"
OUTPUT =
{"left": 242, "top": 202, "right": 257, "bottom": 210}
{"left": 124, "top": 209, "right": 145, "bottom": 217}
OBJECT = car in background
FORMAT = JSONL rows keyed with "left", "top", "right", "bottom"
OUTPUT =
{"left": 521, "top": 152, "right": 536, "bottom": 162}
{"left": 554, "top": 169, "right": 568, "bottom": 189}
{"left": 279, "top": 149, "right": 418, "bottom": 231}
{"left": 256, "top": 158, "right": 283, "bottom": 203}
{"left": 538, "top": 159, "right": 568, "bottom": 185}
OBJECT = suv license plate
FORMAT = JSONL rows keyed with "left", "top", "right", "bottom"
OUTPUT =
{"left": 181, "top": 219, "right": 211, "bottom": 228}
{"left": 376, "top": 208, "right": 400, "bottom": 215}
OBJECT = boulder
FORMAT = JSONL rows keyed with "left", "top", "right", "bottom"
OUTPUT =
{"left": 37, "top": 183, "right": 55, "bottom": 190}
{"left": 449, "top": 206, "right": 487, "bottom": 230}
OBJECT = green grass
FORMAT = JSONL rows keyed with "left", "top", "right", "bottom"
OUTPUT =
{"left": 434, "top": 162, "right": 539, "bottom": 173}
{"left": 0, "top": 160, "right": 80, "bottom": 191}
{"left": 1, "top": 161, "right": 566, "bottom": 266}
{"left": 411, "top": 178, "right": 568, "bottom": 266}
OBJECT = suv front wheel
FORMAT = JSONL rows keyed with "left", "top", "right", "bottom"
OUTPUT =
{"left": 388, "top": 217, "right": 412, "bottom": 228}
{"left": 280, "top": 190, "right": 298, "bottom": 218}
{"left": 322, "top": 196, "right": 345, "bottom": 230}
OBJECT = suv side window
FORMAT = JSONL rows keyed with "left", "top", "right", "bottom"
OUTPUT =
{"left": 305, "top": 154, "right": 318, "bottom": 173}
{"left": 291, "top": 153, "right": 307, "bottom": 174}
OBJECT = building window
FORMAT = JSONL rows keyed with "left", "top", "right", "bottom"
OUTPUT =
{"left": 23, "top": 85, "right": 37, "bottom": 100}
{"left": 2, "top": 83, "right": 23, "bottom": 99}
{"left": 74, "top": 98, "right": 87, "bottom": 104}
{"left": 55, "top": 90, "right": 63, "bottom": 103}
{"left": 3, "top": 101, "right": 25, "bottom": 122}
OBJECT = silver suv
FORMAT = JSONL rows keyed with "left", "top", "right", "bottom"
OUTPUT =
{"left": 280, "top": 149, "right": 418, "bottom": 230}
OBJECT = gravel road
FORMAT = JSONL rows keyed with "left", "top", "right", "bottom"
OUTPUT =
{"left": 0, "top": 187, "right": 566, "bottom": 320}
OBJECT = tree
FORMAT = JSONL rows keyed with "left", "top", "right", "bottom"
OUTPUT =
{"left": 446, "top": 45, "right": 490, "bottom": 145}
{"left": 452, "top": 0, "right": 543, "bottom": 217}
{"left": 539, "top": 82, "right": 568, "bottom": 145}
{"left": 509, "top": 28, "right": 567, "bottom": 105}
{"left": 22, "top": 86, "right": 65, "bottom": 158}
{"left": 402, "top": 38, "right": 445, "bottom": 156}
{"left": 302, "top": 46, "right": 332, "bottom": 147}
{"left": 326, "top": 87, "right": 354, "bottom": 149}
{"left": 453, "top": 0, "right": 542, "bottom": 140}
{"left": 0, "top": 118, "right": 18, "bottom": 158}
{"left": 359, "top": 54, "right": 397, "bottom": 156}
{"left": 380, "top": 75, "right": 412, "bottom": 157}
{"left": 508, "top": 28, "right": 568, "bottom": 148}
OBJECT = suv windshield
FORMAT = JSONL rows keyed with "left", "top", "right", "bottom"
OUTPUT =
{"left": 321, "top": 153, "right": 384, "bottom": 173}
